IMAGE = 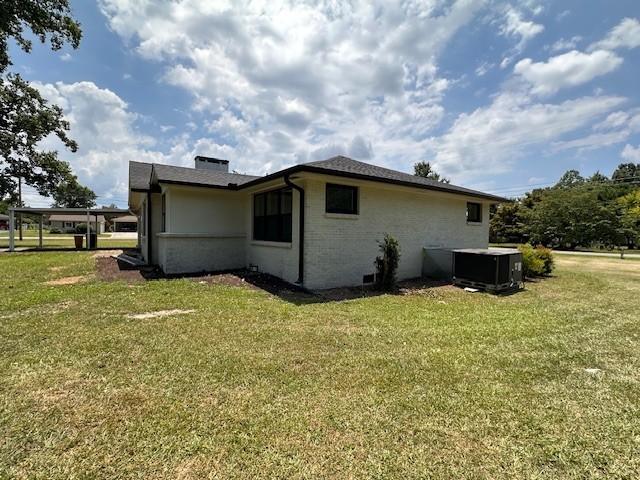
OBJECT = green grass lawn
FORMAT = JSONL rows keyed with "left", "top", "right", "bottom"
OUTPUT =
{"left": 1, "top": 252, "right": 639, "bottom": 478}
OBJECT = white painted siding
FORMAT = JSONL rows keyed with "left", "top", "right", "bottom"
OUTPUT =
{"left": 302, "top": 176, "right": 491, "bottom": 290}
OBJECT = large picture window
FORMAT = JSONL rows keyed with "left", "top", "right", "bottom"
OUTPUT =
{"left": 326, "top": 183, "right": 358, "bottom": 214}
{"left": 466, "top": 202, "right": 482, "bottom": 223}
{"left": 253, "top": 188, "right": 292, "bottom": 242}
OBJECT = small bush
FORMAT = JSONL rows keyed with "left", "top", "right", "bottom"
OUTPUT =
{"left": 535, "top": 245, "right": 555, "bottom": 275}
{"left": 49, "top": 228, "right": 62, "bottom": 234}
{"left": 375, "top": 234, "right": 401, "bottom": 291}
{"left": 517, "top": 244, "right": 554, "bottom": 278}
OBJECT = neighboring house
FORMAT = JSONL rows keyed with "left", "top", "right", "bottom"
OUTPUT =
{"left": 129, "top": 155, "right": 506, "bottom": 290}
{"left": 49, "top": 214, "right": 106, "bottom": 233}
{"left": 111, "top": 215, "right": 138, "bottom": 232}
{"left": 0, "top": 213, "right": 8, "bottom": 230}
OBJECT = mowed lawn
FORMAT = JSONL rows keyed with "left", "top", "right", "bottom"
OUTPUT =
{"left": 1, "top": 252, "right": 639, "bottom": 478}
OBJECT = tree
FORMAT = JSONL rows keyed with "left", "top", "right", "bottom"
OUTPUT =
{"left": 0, "top": 0, "right": 82, "bottom": 72}
{"left": 617, "top": 189, "right": 640, "bottom": 247}
{"left": 414, "top": 161, "right": 450, "bottom": 183}
{"left": 1, "top": 1, "right": 85, "bottom": 237}
{"left": 588, "top": 171, "right": 609, "bottom": 184}
{"left": 52, "top": 177, "right": 97, "bottom": 208}
{"left": 490, "top": 202, "right": 526, "bottom": 243}
{"left": 612, "top": 163, "right": 640, "bottom": 184}
{"left": 528, "top": 185, "right": 624, "bottom": 249}
{"left": 1, "top": 74, "right": 78, "bottom": 201}
{"left": 555, "top": 169, "right": 585, "bottom": 188}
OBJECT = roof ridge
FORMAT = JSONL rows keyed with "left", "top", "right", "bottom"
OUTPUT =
{"left": 153, "top": 162, "right": 260, "bottom": 179}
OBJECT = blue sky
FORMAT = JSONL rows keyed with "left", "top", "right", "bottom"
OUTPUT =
{"left": 11, "top": 0, "right": 640, "bottom": 207}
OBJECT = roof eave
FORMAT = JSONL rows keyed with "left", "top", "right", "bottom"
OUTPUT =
{"left": 239, "top": 165, "right": 509, "bottom": 202}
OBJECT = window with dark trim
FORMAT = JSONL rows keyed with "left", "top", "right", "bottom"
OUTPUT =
{"left": 466, "top": 202, "right": 482, "bottom": 223}
{"left": 161, "top": 194, "right": 166, "bottom": 232}
{"left": 326, "top": 183, "right": 358, "bottom": 214}
{"left": 253, "top": 187, "right": 292, "bottom": 242}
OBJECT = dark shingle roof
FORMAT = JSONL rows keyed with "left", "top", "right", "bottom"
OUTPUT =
{"left": 129, "top": 156, "right": 507, "bottom": 202}
{"left": 153, "top": 163, "right": 260, "bottom": 188}
{"left": 299, "top": 156, "right": 506, "bottom": 201}
{"left": 129, "top": 161, "right": 153, "bottom": 191}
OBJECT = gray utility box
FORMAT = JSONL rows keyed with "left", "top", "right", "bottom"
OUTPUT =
{"left": 422, "top": 248, "right": 455, "bottom": 280}
{"left": 452, "top": 249, "right": 524, "bottom": 293}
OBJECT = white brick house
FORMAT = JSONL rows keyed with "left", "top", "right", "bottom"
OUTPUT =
{"left": 128, "top": 156, "right": 505, "bottom": 290}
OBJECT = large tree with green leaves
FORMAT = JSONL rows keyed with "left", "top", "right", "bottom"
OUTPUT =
{"left": 1, "top": 1, "right": 94, "bottom": 235}
{"left": 612, "top": 163, "right": 640, "bottom": 184}
{"left": 52, "top": 176, "right": 97, "bottom": 208}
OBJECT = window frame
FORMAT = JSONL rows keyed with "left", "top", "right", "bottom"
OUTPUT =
{"left": 466, "top": 202, "right": 482, "bottom": 223}
{"left": 325, "top": 183, "right": 359, "bottom": 215}
{"left": 253, "top": 187, "right": 293, "bottom": 243}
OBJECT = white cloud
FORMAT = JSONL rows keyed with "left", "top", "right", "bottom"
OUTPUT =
{"left": 554, "top": 109, "right": 640, "bottom": 152}
{"left": 593, "top": 111, "right": 630, "bottom": 131}
{"left": 475, "top": 61, "right": 494, "bottom": 76}
{"left": 514, "top": 50, "right": 623, "bottom": 96}
{"left": 549, "top": 36, "right": 582, "bottom": 52}
{"left": 32, "top": 81, "right": 170, "bottom": 205}
{"left": 498, "top": 6, "right": 544, "bottom": 67}
{"left": 553, "top": 130, "right": 631, "bottom": 152}
{"left": 60, "top": 52, "right": 72, "bottom": 62}
{"left": 621, "top": 144, "right": 640, "bottom": 162}
{"left": 97, "top": 0, "right": 487, "bottom": 176}
{"left": 84, "top": 0, "right": 637, "bottom": 192}
{"left": 500, "top": 7, "right": 544, "bottom": 46}
{"left": 429, "top": 91, "right": 626, "bottom": 179}
{"left": 589, "top": 17, "right": 640, "bottom": 51}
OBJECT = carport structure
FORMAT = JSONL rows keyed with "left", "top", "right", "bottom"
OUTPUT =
{"left": 6, "top": 207, "right": 132, "bottom": 252}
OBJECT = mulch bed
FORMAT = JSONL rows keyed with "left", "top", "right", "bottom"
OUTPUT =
{"left": 95, "top": 255, "right": 454, "bottom": 302}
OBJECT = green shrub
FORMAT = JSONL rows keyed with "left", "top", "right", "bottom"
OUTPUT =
{"left": 49, "top": 228, "right": 62, "bottom": 234}
{"left": 517, "top": 244, "right": 554, "bottom": 278}
{"left": 535, "top": 245, "right": 555, "bottom": 275}
{"left": 375, "top": 234, "right": 401, "bottom": 291}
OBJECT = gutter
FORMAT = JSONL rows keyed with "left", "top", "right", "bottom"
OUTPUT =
{"left": 283, "top": 173, "right": 304, "bottom": 285}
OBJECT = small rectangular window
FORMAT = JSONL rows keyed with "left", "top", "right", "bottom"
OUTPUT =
{"left": 326, "top": 183, "right": 358, "bottom": 214}
{"left": 467, "top": 202, "right": 482, "bottom": 223}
